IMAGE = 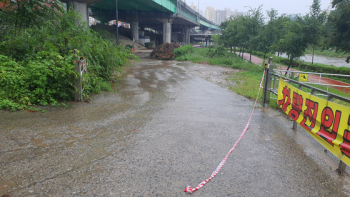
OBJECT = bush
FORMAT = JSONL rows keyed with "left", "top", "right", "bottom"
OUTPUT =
{"left": 0, "top": 10, "right": 137, "bottom": 111}
{"left": 0, "top": 52, "right": 75, "bottom": 111}
{"left": 174, "top": 45, "right": 193, "bottom": 57}
{"left": 207, "top": 45, "right": 226, "bottom": 58}
{"left": 145, "top": 42, "right": 153, "bottom": 48}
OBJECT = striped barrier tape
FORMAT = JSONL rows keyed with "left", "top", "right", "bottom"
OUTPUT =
{"left": 184, "top": 70, "right": 266, "bottom": 194}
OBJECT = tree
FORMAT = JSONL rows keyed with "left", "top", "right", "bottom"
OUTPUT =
{"left": 304, "top": 0, "right": 326, "bottom": 64}
{"left": 244, "top": 5, "right": 264, "bottom": 62}
{"left": 277, "top": 18, "right": 309, "bottom": 74}
{"left": 255, "top": 9, "right": 279, "bottom": 59}
{"left": 0, "top": 0, "right": 64, "bottom": 35}
{"left": 327, "top": 0, "right": 350, "bottom": 63}
{"left": 219, "top": 15, "right": 244, "bottom": 54}
{"left": 271, "top": 14, "right": 291, "bottom": 56}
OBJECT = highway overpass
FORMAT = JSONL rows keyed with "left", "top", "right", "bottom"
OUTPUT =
{"left": 60, "top": 0, "right": 220, "bottom": 45}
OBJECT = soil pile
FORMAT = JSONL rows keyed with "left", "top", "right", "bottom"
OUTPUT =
{"left": 150, "top": 43, "right": 179, "bottom": 60}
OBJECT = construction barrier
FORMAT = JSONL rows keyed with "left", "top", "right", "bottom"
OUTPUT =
{"left": 277, "top": 78, "right": 350, "bottom": 166}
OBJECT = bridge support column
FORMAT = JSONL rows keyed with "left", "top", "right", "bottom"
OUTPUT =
{"left": 183, "top": 27, "right": 190, "bottom": 44}
{"left": 67, "top": 2, "right": 88, "bottom": 25}
{"left": 131, "top": 21, "right": 139, "bottom": 43}
{"left": 163, "top": 22, "right": 172, "bottom": 44}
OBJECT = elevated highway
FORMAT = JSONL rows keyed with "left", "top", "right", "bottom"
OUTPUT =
{"left": 60, "top": 0, "right": 219, "bottom": 44}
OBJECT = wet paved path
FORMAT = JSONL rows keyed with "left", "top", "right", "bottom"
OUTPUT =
{"left": 238, "top": 52, "right": 350, "bottom": 93}
{"left": 1, "top": 53, "right": 350, "bottom": 196}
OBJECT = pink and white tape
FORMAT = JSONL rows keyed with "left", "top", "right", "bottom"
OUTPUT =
{"left": 184, "top": 70, "right": 266, "bottom": 194}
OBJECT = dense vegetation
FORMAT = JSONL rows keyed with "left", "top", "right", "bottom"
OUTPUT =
{"left": 217, "top": 0, "right": 350, "bottom": 70}
{"left": 0, "top": 0, "right": 136, "bottom": 111}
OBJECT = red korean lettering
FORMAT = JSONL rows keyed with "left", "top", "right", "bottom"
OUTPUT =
{"left": 340, "top": 115, "right": 350, "bottom": 158}
{"left": 300, "top": 99, "right": 319, "bottom": 131}
{"left": 278, "top": 86, "right": 291, "bottom": 112}
{"left": 316, "top": 107, "right": 341, "bottom": 146}
{"left": 288, "top": 92, "right": 303, "bottom": 121}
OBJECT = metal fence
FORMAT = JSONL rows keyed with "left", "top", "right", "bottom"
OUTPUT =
{"left": 262, "top": 58, "right": 350, "bottom": 175}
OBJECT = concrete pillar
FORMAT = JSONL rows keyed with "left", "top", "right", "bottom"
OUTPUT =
{"left": 206, "top": 38, "right": 209, "bottom": 46}
{"left": 183, "top": 27, "right": 188, "bottom": 44}
{"left": 131, "top": 21, "right": 139, "bottom": 43}
{"left": 163, "top": 22, "right": 172, "bottom": 44}
{"left": 67, "top": 2, "right": 89, "bottom": 25}
{"left": 171, "top": 33, "right": 178, "bottom": 42}
{"left": 185, "top": 27, "right": 190, "bottom": 44}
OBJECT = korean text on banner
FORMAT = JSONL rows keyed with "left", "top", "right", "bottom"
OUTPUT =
{"left": 277, "top": 78, "right": 350, "bottom": 166}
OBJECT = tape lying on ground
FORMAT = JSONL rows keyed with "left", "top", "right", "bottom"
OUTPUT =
{"left": 184, "top": 70, "right": 266, "bottom": 194}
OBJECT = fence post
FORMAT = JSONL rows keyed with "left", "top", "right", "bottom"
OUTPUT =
{"left": 327, "top": 93, "right": 348, "bottom": 175}
{"left": 262, "top": 65, "right": 268, "bottom": 107}
{"left": 74, "top": 50, "right": 82, "bottom": 101}
{"left": 292, "top": 84, "right": 304, "bottom": 130}
{"left": 263, "top": 57, "right": 273, "bottom": 107}
{"left": 337, "top": 160, "right": 347, "bottom": 175}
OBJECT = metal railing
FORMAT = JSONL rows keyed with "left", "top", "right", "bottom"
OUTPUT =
{"left": 270, "top": 74, "right": 350, "bottom": 103}
{"left": 262, "top": 58, "right": 349, "bottom": 175}
{"left": 274, "top": 69, "right": 350, "bottom": 91}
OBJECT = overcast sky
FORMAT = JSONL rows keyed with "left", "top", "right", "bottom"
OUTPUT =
{"left": 190, "top": 0, "right": 333, "bottom": 16}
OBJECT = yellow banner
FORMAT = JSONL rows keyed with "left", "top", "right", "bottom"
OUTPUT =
{"left": 277, "top": 78, "right": 350, "bottom": 166}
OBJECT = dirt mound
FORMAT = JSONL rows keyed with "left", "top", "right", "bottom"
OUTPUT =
{"left": 150, "top": 43, "right": 179, "bottom": 60}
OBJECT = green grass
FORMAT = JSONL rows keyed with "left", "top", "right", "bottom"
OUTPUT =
{"left": 176, "top": 48, "right": 264, "bottom": 69}
{"left": 227, "top": 71, "right": 279, "bottom": 108}
{"left": 175, "top": 48, "right": 237, "bottom": 67}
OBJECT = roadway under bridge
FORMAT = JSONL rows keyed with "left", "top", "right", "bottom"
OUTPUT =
{"left": 59, "top": 0, "right": 220, "bottom": 45}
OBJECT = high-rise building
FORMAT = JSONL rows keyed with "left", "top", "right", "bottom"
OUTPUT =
{"left": 215, "top": 8, "right": 232, "bottom": 24}
{"left": 203, "top": 5, "right": 244, "bottom": 23}
{"left": 205, "top": 6, "right": 216, "bottom": 22}
{"left": 190, "top": 2, "right": 198, "bottom": 12}
{"left": 231, "top": 9, "right": 244, "bottom": 17}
